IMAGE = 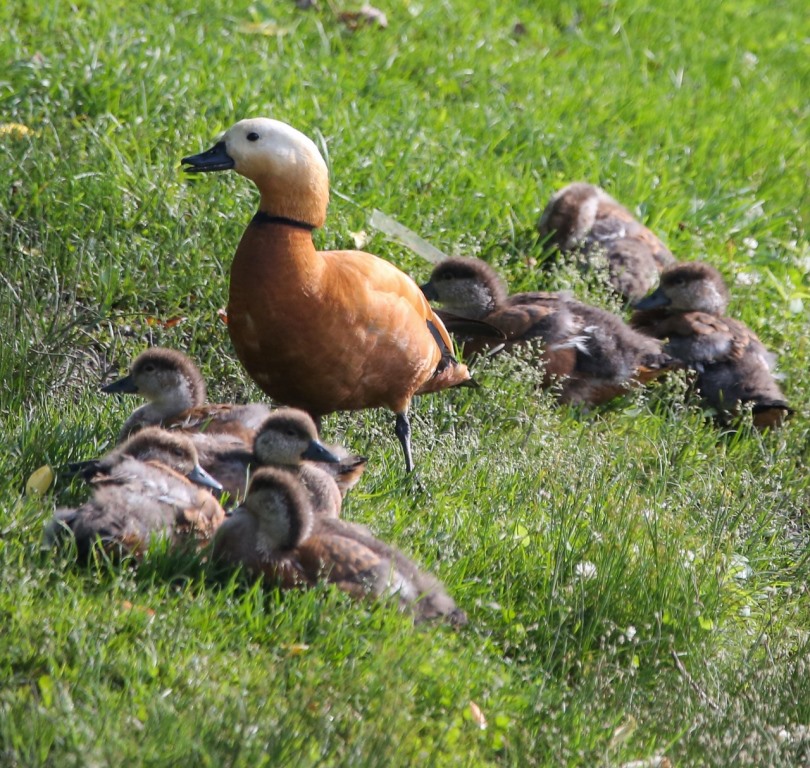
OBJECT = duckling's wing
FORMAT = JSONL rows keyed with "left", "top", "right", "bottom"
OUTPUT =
{"left": 297, "top": 531, "right": 383, "bottom": 588}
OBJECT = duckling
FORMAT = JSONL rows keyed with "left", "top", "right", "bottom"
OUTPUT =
{"left": 189, "top": 407, "right": 366, "bottom": 510}
{"left": 538, "top": 182, "right": 674, "bottom": 302}
{"left": 46, "top": 428, "right": 226, "bottom": 559}
{"left": 212, "top": 468, "right": 466, "bottom": 625}
{"left": 251, "top": 409, "right": 367, "bottom": 518}
{"left": 102, "top": 347, "right": 271, "bottom": 443}
{"left": 631, "top": 261, "right": 791, "bottom": 427}
{"left": 420, "top": 257, "right": 676, "bottom": 405}
{"left": 181, "top": 118, "right": 473, "bottom": 472}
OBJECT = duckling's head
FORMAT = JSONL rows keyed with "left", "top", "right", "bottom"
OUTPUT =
{"left": 181, "top": 118, "right": 329, "bottom": 229}
{"left": 243, "top": 467, "right": 314, "bottom": 550}
{"left": 119, "top": 427, "right": 222, "bottom": 490}
{"left": 419, "top": 258, "right": 508, "bottom": 318}
{"left": 102, "top": 347, "right": 206, "bottom": 412}
{"left": 253, "top": 409, "right": 341, "bottom": 467}
{"left": 537, "top": 182, "right": 603, "bottom": 249}
{"left": 635, "top": 261, "right": 730, "bottom": 314}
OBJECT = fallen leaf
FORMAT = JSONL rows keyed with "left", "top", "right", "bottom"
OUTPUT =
{"left": 237, "top": 20, "right": 290, "bottom": 36}
{"left": 26, "top": 465, "right": 54, "bottom": 495}
{"left": 217, "top": 308, "right": 229, "bottom": 325}
{"left": 469, "top": 700, "right": 488, "bottom": 730}
{"left": 284, "top": 643, "right": 310, "bottom": 655}
{"left": 350, "top": 230, "right": 369, "bottom": 249}
{"left": 0, "top": 122, "right": 34, "bottom": 139}
{"left": 146, "top": 315, "right": 186, "bottom": 328}
{"left": 121, "top": 600, "right": 156, "bottom": 617}
{"left": 338, "top": 4, "right": 388, "bottom": 30}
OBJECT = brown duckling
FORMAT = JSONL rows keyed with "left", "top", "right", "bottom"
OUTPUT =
{"left": 102, "top": 347, "right": 271, "bottom": 443}
{"left": 181, "top": 118, "right": 473, "bottom": 472}
{"left": 631, "top": 261, "right": 791, "bottom": 427}
{"left": 46, "top": 428, "right": 226, "bottom": 559}
{"left": 197, "top": 408, "right": 366, "bottom": 510}
{"left": 212, "top": 468, "right": 466, "bottom": 625}
{"left": 251, "top": 409, "right": 367, "bottom": 517}
{"left": 420, "top": 257, "right": 677, "bottom": 405}
{"left": 538, "top": 182, "right": 674, "bottom": 302}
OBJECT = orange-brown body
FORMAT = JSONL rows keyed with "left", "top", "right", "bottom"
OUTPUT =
{"left": 228, "top": 220, "right": 467, "bottom": 415}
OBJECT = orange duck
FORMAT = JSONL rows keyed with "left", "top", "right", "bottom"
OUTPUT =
{"left": 420, "top": 257, "right": 676, "bottom": 405}
{"left": 46, "top": 428, "right": 225, "bottom": 559}
{"left": 212, "top": 467, "right": 466, "bottom": 625}
{"left": 631, "top": 261, "right": 792, "bottom": 428}
{"left": 181, "top": 119, "right": 472, "bottom": 471}
{"left": 538, "top": 182, "right": 674, "bottom": 303}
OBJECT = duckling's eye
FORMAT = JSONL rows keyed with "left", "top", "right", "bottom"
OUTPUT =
{"left": 286, "top": 429, "right": 296, "bottom": 437}
{"left": 143, "top": 364, "right": 156, "bottom": 373}
{"left": 246, "top": 132, "right": 260, "bottom": 142}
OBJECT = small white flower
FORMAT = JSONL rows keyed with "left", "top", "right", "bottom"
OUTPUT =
{"left": 574, "top": 561, "right": 597, "bottom": 581}
{"left": 735, "top": 270, "right": 760, "bottom": 286}
{"left": 742, "top": 51, "right": 759, "bottom": 69}
{"left": 738, "top": 606, "right": 752, "bottom": 618}
{"left": 626, "top": 625, "right": 637, "bottom": 641}
{"left": 742, "top": 236, "right": 759, "bottom": 253}
{"left": 729, "top": 554, "right": 753, "bottom": 581}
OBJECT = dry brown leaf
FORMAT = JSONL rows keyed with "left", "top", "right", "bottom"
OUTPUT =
{"left": 217, "top": 308, "right": 229, "bottom": 325}
{"left": 146, "top": 315, "right": 186, "bottom": 329}
{"left": 121, "top": 600, "right": 156, "bottom": 617}
{"left": 338, "top": 4, "right": 388, "bottom": 30}
{"left": 469, "top": 700, "right": 488, "bottom": 730}
{"left": 284, "top": 643, "right": 310, "bottom": 655}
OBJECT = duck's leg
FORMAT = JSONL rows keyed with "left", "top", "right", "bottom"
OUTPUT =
{"left": 394, "top": 412, "right": 414, "bottom": 472}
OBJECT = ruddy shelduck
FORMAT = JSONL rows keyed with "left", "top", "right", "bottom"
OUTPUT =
{"left": 538, "top": 182, "right": 674, "bottom": 302}
{"left": 46, "top": 428, "right": 225, "bottom": 559}
{"left": 212, "top": 468, "right": 466, "bottom": 625}
{"left": 181, "top": 118, "right": 473, "bottom": 471}
{"left": 421, "top": 257, "right": 677, "bottom": 405}
{"left": 631, "top": 261, "right": 791, "bottom": 427}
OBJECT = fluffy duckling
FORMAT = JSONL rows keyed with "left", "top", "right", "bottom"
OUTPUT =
{"left": 102, "top": 347, "right": 272, "bottom": 443}
{"left": 420, "top": 257, "right": 676, "bottom": 405}
{"left": 631, "top": 261, "right": 791, "bottom": 427}
{"left": 193, "top": 408, "right": 366, "bottom": 510}
{"left": 252, "top": 409, "right": 367, "bottom": 518}
{"left": 181, "top": 118, "right": 473, "bottom": 472}
{"left": 46, "top": 428, "right": 226, "bottom": 559}
{"left": 212, "top": 468, "right": 466, "bottom": 625}
{"left": 538, "top": 182, "right": 674, "bottom": 302}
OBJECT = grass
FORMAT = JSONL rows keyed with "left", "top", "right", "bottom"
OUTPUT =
{"left": 1, "top": 0, "right": 809, "bottom": 764}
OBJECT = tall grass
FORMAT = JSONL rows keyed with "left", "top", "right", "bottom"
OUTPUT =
{"left": 1, "top": 0, "right": 808, "bottom": 764}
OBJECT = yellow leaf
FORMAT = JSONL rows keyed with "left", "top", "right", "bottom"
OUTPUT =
{"left": 237, "top": 20, "right": 289, "bottom": 36}
{"left": 0, "top": 122, "right": 34, "bottom": 139}
{"left": 26, "top": 465, "right": 54, "bottom": 495}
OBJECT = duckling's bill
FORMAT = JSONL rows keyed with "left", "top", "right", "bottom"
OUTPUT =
{"left": 101, "top": 374, "right": 139, "bottom": 395}
{"left": 633, "top": 286, "right": 671, "bottom": 310}
{"left": 301, "top": 440, "right": 342, "bottom": 463}
{"left": 187, "top": 463, "right": 223, "bottom": 491}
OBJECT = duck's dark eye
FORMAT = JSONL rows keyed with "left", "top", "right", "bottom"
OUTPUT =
{"left": 143, "top": 364, "right": 156, "bottom": 373}
{"left": 247, "top": 132, "right": 260, "bottom": 142}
